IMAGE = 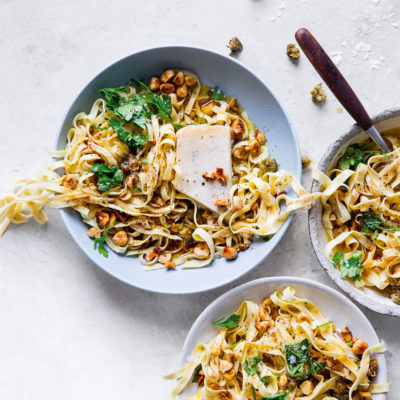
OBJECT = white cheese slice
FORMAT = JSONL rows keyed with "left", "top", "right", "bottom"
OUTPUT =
{"left": 173, "top": 124, "right": 232, "bottom": 213}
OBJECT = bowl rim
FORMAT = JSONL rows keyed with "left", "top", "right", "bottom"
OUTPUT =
{"left": 308, "top": 107, "right": 400, "bottom": 316}
{"left": 179, "top": 276, "right": 387, "bottom": 398}
{"left": 54, "top": 45, "right": 302, "bottom": 294}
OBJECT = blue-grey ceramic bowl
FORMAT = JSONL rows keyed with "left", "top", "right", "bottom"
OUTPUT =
{"left": 56, "top": 46, "right": 301, "bottom": 294}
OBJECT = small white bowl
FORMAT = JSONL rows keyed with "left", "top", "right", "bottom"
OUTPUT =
{"left": 309, "top": 108, "right": 400, "bottom": 317}
{"left": 177, "top": 277, "right": 388, "bottom": 399}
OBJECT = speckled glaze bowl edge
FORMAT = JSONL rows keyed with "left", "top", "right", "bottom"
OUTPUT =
{"left": 308, "top": 107, "right": 400, "bottom": 317}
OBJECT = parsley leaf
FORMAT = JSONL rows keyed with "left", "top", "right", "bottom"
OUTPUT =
{"left": 361, "top": 211, "right": 400, "bottom": 236}
{"left": 338, "top": 144, "right": 387, "bottom": 171}
{"left": 109, "top": 118, "right": 149, "bottom": 153}
{"left": 192, "top": 364, "right": 202, "bottom": 383}
{"left": 93, "top": 222, "right": 115, "bottom": 258}
{"left": 208, "top": 86, "right": 225, "bottom": 100}
{"left": 211, "top": 313, "right": 240, "bottom": 329}
{"left": 98, "top": 86, "right": 127, "bottom": 109}
{"left": 332, "top": 250, "right": 364, "bottom": 282}
{"left": 262, "top": 393, "right": 289, "bottom": 400}
{"left": 90, "top": 162, "right": 123, "bottom": 193}
{"left": 285, "top": 338, "right": 325, "bottom": 380}
{"left": 243, "top": 356, "right": 262, "bottom": 376}
{"left": 113, "top": 94, "right": 149, "bottom": 128}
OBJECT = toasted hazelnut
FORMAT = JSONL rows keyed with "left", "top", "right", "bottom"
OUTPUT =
{"left": 219, "top": 359, "right": 233, "bottom": 372}
{"left": 367, "top": 358, "right": 378, "bottom": 379}
{"left": 185, "top": 75, "right": 197, "bottom": 86}
{"left": 109, "top": 213, "right": 117, "bottom": 226}
{"left": 194, "top": 243, "right": 210, "bottom": 259}
{"left": 278, "top": 373, "right": 288, "bottom": 388}
{"left": 215, "top": 197, "right": 229, "bottom": 208}
{"left": 159, "top": 253, "right": 172, "bottom": 264}
{"left": 231, "top": 196, "right": 243, "bottom": 211}
{"left": 171, "top": 222, "right": 178, "bottom": 233}
{"left": 341, "top": 327, "right": 353, "bottom": 343}
{"left": 255, "top": 321, "right": 269, "bottom": 334}
{"left": 160, "top": 69, "right": 175, "bottom": 83}
{"left": 202, "top": 171, "right": 216, "bottom": 181}
{"left": 222, "top": 246, "right": 238, "bottom": 260}
{"left": 233, "top": 147, "right": 246, "bottom": 159}
{"left": 144, "top": 252, "right": 157, "bottom": 262}
{"left": 176, "top": 83, "right": 188, "bottom": 98}
{"left": 301, "top": 155, "right": 312, "bottom": 169}
{"left": 287, "top": 43, "right": 300, "bottom": 60}
{"left": 238, "top": 243, "right": 250, "bottom": 251}
{"left": 227, "top": 36, "right": 243, "bottom": 53}
{"left": 300, "top": 380, "right": 314, "bottom": 395}
{"left": 148, "top": 77, "right": 161, "bottom": 92}
{"left": 231, "top": 119, "right": 245, "bottom": 140}
{"left": 228, "top": 98, "right": 239, "bottom": 112}
{"left": 297, "top": 311, "right": 312, "bottom": 323}
{"left": 165, "top": 261, "right": 176, "bottom": 269}
{"left": 223, "top": 369, "right": 235, "bottom": 381}
{"left": 352, "top": 339, "right": 368, "bottom": 355}
{"left": 95, "top": 211, "right": 109, "bottom": 228}
{"left": 246, "top": 139, "right": 261, "bottom": 155}
{"left": 112, "top": 231, "right": 128, "bottom": 247}
{"left": 88, "top": 227, "right": 100, "bottom": 238}
{"left": 160, "top": 83, "right": 175, "bottom": 94}
{"left": 201, "top": 101, "right": 215, "bottom": 116}
{"left": 255, "top": 130, "right": 266, "bottom": 145}
{"left": 172, "top": 71, "right": 185, "bottom": 86}
{"left": 359, "top": 393, "right": 373, "bottom": 400}
{"left": 215, "top": 167, "right": 228, "bottom": 185}
{"left": 63, "top": 175, "right": 78, "bottom": 190}
{"left": 311, "top": 82, "right": 326, "bottom": 103}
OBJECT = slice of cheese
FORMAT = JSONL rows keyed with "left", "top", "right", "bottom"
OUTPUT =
{"left": 173, "top": 124, "right": 232, "bottom": 213}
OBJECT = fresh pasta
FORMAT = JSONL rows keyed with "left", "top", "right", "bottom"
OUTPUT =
{"left": 166, "top": 286, "right": 389, "bottom": 400}
{"left": 0, "top": 69, "right": 317, "bottom": 269}
{"left": 313, "top": 131, "right": 400, "bottom": 304}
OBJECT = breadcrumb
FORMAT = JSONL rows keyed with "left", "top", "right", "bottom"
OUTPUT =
{"left": 287, "top": 44, "right": 300, "bottom": 60}
{"left": 311, "top": 83, "right": 326, "bottom": 103}
{"left": 301, "top": 155, "right": 312, "bottom": 169}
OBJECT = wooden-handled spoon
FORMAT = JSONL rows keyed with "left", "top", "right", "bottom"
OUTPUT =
{"left": 295, "top": 27, "right": 390, "bottom": 153}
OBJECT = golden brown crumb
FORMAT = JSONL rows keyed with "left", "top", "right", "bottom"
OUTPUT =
{"left": 202, "top": 171, "right": 216, "bottom": 181}
{"left": 144, "top": 252, "right": 157, "bottom": 262}
{"left": 87, "top": 227, "right": 100, "bottom": 238}
{"left": 228, "top": 98, "right": 239, "bottom": 113}
{"left": 95, "top": 211, "right": 109, "bottom": 228}
{"left": 301, "top": 155, "right": 312, "bottom": 168}
{"left": 255, "top": 130, "right": 266, "bottom": 145}
{"left": 231, "top": 119, "right": 245, "bottom": 140}
{"left": 165, "top": 261, "right": 176, "bottom": 269}
{"left": 62, "top": 174, "right": 78, "bottom": 190}
{"left": 215, "top": 167, "right": 228, "bottom": 185}
{"left": 201, "top": 101, "right": 215, "bottom": 116}
{"left": 193, "top": 243, "right": 210, "bottom": 259}
{"left": 311, "top": 83, "right": 326, "bottom": 103}
{"left": 158, "top": 253, "right": 172, "bottom": 264}
{"left": 337, "top": 106, "right": 343, "bottom": 113}
{"left": 112, "top": 231, "right": 128, "bottom": 247}
{"left": 287, "top": 43, "right": 300, "bottom": 60}
{"left": 227, "top": 36, "right": 243, "bottom": 54}
{"left": 246, "top": 139, "right": 261, "bottom": 155}
{"left": 215, "top": 197, "right": 229, "bottom": 208}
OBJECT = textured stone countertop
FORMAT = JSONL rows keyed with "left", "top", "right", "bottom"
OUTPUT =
{"left": 0, "top": 0, "right": 399, "bottom": 398}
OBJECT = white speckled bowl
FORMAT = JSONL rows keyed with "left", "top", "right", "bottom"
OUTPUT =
{"left": 176, "top": 277, "right": 388, "bottom": 399}
{"left": 309, "top": 108, "right": 400, "bottom": 317}
{"left": 56, "top": 46, "right": 301, "bottom": 294}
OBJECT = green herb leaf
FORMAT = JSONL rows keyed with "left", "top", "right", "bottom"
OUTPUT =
{"left": 361, "top": 211, "right": 400, "bottom": 236}
{"left": 93, "top": 222, "right": 116, "bottom": 258}
{"left": 332, "top": 251, "right": 364, "bottom": 282}
{"left": 227, "top": 339, "right": 244, "bottom": 349}
{"left": 208, "top": 86, "right": 225, "bottom": 100}
{"left": 243, "top": 356, "right": 262, "bottom": 376}
{"left": 316, "top": 321, "right": 334, "bottom": 329}
{"left": 98, "top": 86, "right": 127, "bottom": 109}
{"left": 90, "top": 162, "right": 123, "bottom": 193}
{"left": 192, "top": 364, "right": 202, "bottom": 383}
{"left": 338, "top": 144, "right": 387, "bottom": 171}
{"left": 109, "top": 118, "right": 149, "bottom": 153}
{"left": 262, "top": 392, "right": 290, "bottom": 400}
{"left": 285, "top": 338, "right": 325, "bottom": 380}
{"left": 211, "top": 313, "right": 240, "bottom": 329}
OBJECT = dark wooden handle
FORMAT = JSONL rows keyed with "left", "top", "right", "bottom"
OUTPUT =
{"left": 295, "top": 27, "right": 372, "bottom": 131}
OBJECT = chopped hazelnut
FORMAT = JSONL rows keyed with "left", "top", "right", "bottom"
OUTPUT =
{"left": 255, "top": 130, "right": 266, "bottom": 144}
{"left": 176, "top": 83, "right": 188, "bottom": 98}
{"left": 144, "top": 252, "right": 157, "bottom": 262}
{"left": 278, "top": 373, "right": 288, "bottom": 388}
{"left": 246, "top": 139, "right": 261, "bottom": 155}
{"left": 215, "top": 197, "right": 229, "bottom": 208}
{"left": 227, "top": 36, "right": 243, "bottom": 54}
{"left": 148, "top": 77, "right": 161, "bottom": 92}
{"left": 231, "top": 119, "right": 245, "bottom": 140}
{"left": 172, "top": 71, "right": 185, "bottom": 86}
{"left": 165, "top": 261, "right": 176, "bottom": 269}
{"left": 95, "top": 211, "right": 109, "bottom": 228}
{"left": 301, "top": 155, "right": 312, "bottom": 168}
{"left": 352, "top": 339, "right": 368, "bottom": 355}
{"left": 341, "top": 327, "right": 353, "bottom": 343}
{"left": 159, "top": 253, "right": 172, "bottom": 264}
{"left": 215, "top": 167, "right": 228, "bottom": 185}
{"left": 222, "top": 246, "right": 238, "bottom": 260}
{"left": 63, "top": 175, "right": 78, "bottom": 190}
{"left": 237, "top": 243, "right": 250, "bottom": 251}
{"left": 88, "top": 227, "right": 100, "bottom": 238}
{"left": 184, "top": 76, "right": 197, "bottom": 86}
{"left": 202, "top": 171, "right": 216, "bottom": 181}
{"left": 223, "top": 369, "right": 235, "bottom": 381}
{"left": 297, "top": 311, "right": 312, "bottom": 323}
{"left": 300, "top": 380, "right": 314, "bottom": 395}
{"left": 231, "top": 196, "right": 243, "bottom": 211}
{"left": 287, "top": 43, "right": 300, "bottom": 60}
{"left": 160, "top": 69, "right": 175, "bottom": 83}
{"left": 112, "top": 231, "right": 128, "bottom": 247}
{"left": 194, "top": 243, "right": 210, "bottom": 259}
{"left": 228, "top": 98, "right": 239, "bottom": 113}
{"left": 201, "top": 101, "right": 215, "bottom": 116}
{"left": 311, "top": 82, "right": 326, "bottom": 103}
{"left": 160, "top": 83, "right": 175, "bottom": 94}
{"left": 359, "top": 393, "right": 373, "bottom": 400}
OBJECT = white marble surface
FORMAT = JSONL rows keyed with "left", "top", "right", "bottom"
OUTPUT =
{"left": 0, "top": 0, "right": 399, "bottom": 398}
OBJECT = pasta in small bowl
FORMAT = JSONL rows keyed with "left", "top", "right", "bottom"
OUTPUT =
{"left": 309, "top": 108, "right": 400, "bottom": 316}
